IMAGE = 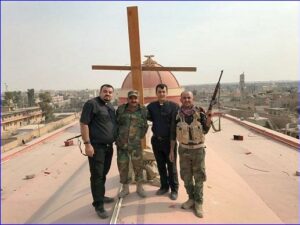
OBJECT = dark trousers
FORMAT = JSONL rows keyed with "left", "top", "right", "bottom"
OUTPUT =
{"left": 88, "top": 143, "right": 113, "bottom": 210}
{"left": 151, "top": 136, "right": 179, "bottom": 192}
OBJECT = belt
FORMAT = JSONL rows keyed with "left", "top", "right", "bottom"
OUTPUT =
{"left": 180, "top": 143, "right": 205, "bottom": 149}
{"left": 153, "top": 136, "right": 169, "bottom": 141}
{"left": 93, "top": 143, "right": 113, "bottom": 147}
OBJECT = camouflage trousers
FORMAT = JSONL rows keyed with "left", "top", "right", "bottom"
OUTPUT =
{"left": 117, "top": 145, "right": 144, "bottom": 184}
{"left": 178, "top": 145, "right": 206, "bottom": 204}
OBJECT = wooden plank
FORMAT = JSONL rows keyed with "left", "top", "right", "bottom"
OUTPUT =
{"left": 143, "top": 66, "right": 196, "bottom": 72}
{"left": 127, "top": 6, "right": 144, "bottom": 104}
{"left": 92, "top": 65, "right": 197, "bottom": 72}
{"left": 127, "top": 6, "right": 147, "bottom": 148}
{"left": 92, "top": 65, "right": 132, "bottom": 70}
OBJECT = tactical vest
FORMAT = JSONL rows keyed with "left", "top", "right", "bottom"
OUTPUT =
{"left": 176, "top": 111, "right": 205, "bottom": 144}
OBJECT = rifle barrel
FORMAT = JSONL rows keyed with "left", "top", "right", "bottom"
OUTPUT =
{"left": 218, "top": 70, "right": 223, "bottom": 83}
{"left": 208, "top": 70, "right": 223, "bottom": 111}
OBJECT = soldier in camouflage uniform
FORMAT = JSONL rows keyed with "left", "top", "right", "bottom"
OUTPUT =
{"left": 170, "top": 91, "right": 212, "bottom": 218}
{"left": 116, "top": 90, "right": 149, "bottom": 198}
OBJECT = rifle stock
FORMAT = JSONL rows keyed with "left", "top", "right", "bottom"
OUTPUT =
{"left": 208, "top": 70, "right": 223, "bottom": 111}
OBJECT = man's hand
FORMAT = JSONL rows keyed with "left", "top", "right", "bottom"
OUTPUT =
{"left": 85, "top": 144, "right": 95, "bottom": 157}
{"left": 206, "top": 110, "right": 212, "bottom": 126}
{"left": 206, "top": 110, "right": 212, "bottom": 118}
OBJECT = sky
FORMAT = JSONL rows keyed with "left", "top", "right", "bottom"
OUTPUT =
{"left": 1, "top": 1, "right": 299, "bottom": 91}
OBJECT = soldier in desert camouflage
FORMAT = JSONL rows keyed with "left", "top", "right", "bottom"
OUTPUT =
{"left": 116, "top": 90, "right": 149, "bottom": 198}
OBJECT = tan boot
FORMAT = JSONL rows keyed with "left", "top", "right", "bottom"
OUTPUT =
{"left": 181, "top": 199, "right": 194, "bottom": 209}
{"left": 136, "top": 183, "right": 146, "bottom": 198}
{"left": 194, "top": 202, "right": 203, "bottom": 218}
{"left": 118, "top": 184, "right": 129, "bottom": 198}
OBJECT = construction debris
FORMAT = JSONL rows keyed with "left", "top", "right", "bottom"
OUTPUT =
{"left": 24, "top": 174, "right": 35, "bottom": 180}
{"left": 233, "top": 135, "right": 244, "bottom": 141}
{"left": 64, "top": 140, "right": 74, "bottom": 146}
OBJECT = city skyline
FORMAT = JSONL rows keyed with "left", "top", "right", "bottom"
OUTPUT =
{"left": 1, "top": 1, "right": 299, "bottom": 92}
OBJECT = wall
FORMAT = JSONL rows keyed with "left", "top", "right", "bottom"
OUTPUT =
{"left": 1, "top": 113, "right": 79, "bottom": 153}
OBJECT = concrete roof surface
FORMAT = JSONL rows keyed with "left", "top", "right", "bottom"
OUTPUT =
{"left": 1, "top": 118, "right": 299, "bottom": 224}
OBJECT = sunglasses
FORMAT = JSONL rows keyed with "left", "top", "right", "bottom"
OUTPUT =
{"left": 182, "top": 97, "right": 191, "bottom": 99}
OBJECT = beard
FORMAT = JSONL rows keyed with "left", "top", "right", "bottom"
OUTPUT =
{"left": 102, "top": 95, "right": 111, "bottom": 102}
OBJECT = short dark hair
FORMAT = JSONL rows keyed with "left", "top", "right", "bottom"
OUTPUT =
{"left": 155, "top": 83, "right": 168, "bottom": 93}
{"left": 100, "top": 84, "right": 114, "bottom": 92}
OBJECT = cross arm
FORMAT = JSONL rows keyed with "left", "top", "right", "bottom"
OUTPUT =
{"left": 92, "top": 65, "right": 196, "bottom": 72}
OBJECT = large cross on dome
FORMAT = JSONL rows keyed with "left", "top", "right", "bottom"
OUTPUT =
{"left": 92, "top": 6, "right": 197, "bottom": 105}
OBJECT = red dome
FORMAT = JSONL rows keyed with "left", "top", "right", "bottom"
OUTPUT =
{"left": 121, "top": 59, "right": 180, "bottom": 89}
{"left": 118, "top": 56, "right": 183, "bottom": 105}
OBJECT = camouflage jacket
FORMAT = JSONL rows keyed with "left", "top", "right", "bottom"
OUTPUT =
{"left": 116, "top": 103, "right": 149, "bottom": 149}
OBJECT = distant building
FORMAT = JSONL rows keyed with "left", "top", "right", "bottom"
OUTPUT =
{"left": 1, "top": 106, "right": 14, "bottom": 113}
{"left": 1, "top": 107, "right": 43, "bottom": 132}
{"left": 239, "top": 73, "right": 246, "bottom": 97}
{"left": 269, "top": 92, "right": 297, "bottom": 110}
{"left": 264, "top": 107, "right": 286, "bottom": 116}
{"left": 280, "top": 123, "right": 299, "bottom": 139}
{"left": 52, "top": 95, "right": 71, "bottom": 108}
{"left": 52, "top": 95, "right": 64, "bottom": 103}
{"left": 246, "top": 114, "right": 275, "bottom": 129}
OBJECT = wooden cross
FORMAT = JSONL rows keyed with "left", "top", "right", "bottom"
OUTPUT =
{"left": 92, "top": 6, "right": 196, "bottom": 105}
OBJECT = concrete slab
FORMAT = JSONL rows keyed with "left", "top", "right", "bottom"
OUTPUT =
{"left": 116, "top": 146, "right": 283, "bottom": 224}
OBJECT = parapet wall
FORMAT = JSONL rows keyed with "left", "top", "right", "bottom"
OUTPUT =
{"left": 221, "top": 113, "right": 299, "bottom": 149}
{"left": 1, "top": 113, "right": 79, "bottom": 153}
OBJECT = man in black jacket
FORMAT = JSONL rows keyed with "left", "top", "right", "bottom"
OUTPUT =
{"left": 80, "top": 84, "right": 117, "bottom": 219}
{"left": 147, "top": 84, "right": 179, "bottom": 200}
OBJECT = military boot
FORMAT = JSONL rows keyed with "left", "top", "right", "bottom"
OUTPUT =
{"left": 181, "top": 199, "right": 194, "bottom": 209}
{"left": 118, "top": 184, "right": 129, "bottom": 198}
{"left": 194, "top": 202, "right": 203, "bottom": 218}
{"left": 136, "top": 183, "right": 146, "bottom": 198}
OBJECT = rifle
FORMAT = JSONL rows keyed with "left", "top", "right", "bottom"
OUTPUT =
{"left": 66, "top": 134, "right": 82, "bottom": 141}
{"left": 207, "top": 70, "right": 223, "bottom": 132}
{"left": 65, "top": 134, "right": 87, "bottom": 156}
{"left": 208, "top": 70, "right": 223, "bottom": 112}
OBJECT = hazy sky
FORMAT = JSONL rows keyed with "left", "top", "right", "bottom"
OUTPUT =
{"left": 1, "top": 1, "right": 299, "bottom": 91}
